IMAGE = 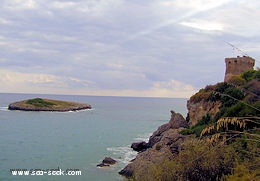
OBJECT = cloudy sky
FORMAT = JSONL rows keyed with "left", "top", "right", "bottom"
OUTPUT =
{"left": 1, "top": 0, "right": 260, "bottom": 98}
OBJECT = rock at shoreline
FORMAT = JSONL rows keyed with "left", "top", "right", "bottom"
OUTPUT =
{"left": 97, "top": 157, "right": 117, "bottom": 167}
{"left": 129, "top": 111, "right": 188, "bottom": 153}
{"left": 131, "top": 141, "right": 148, "bottom": 152}
{"left": 8, "top": 98, "right": 92, "bottom": 112}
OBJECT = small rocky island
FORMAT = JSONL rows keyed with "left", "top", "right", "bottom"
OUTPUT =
{"left": 8, "top": 98, "right": 92, "bottom": 112}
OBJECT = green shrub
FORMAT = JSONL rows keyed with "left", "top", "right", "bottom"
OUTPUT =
{"left": 197, "top": 114, "right": 212, "bottom": 125}
{"left": 221, "top": 164, "right": 258, "bottom": 181}
{"left": 227, "top": 75, "right": 246, "bottom": 86}
{"left": 215, "top": 82, "right": 229, "bottom": 93}
{"left": 192, "top": 124, "right": 207, "bottom": 137}
{"left": 180, "top": 128, "right": 194, "bottom": 135}
{"left": 182, "top": 115, "right": 213, "bottom": 137}
{"left": 220, "top": 86, "right": 244, "bottom": 107}
{"left": 254, "top": 69, "right": 260, "bottom": 80}
{"left": 242, "top": 70, "right": 257, "bottom": 82}
{"left": 190, "top": 89, "right": 213, "bottom": 103}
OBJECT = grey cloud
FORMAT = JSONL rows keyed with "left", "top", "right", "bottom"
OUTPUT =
{"left": 1, "top": 0, "right": 260, "bottom": 96}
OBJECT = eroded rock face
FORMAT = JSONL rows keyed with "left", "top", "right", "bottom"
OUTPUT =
{"left": 147, "top": 123, "right": 171, "bottom": 148}
{"left": 169, "top": 110, "right": 189, "bottom": 129}
{"left": 187, "top": 100, "right": 221, "bottom": 126}
{"left": 148, "top": 110, "right": 187, "bottom": 147}
{"left": 158, "top": 128, "right": 186, "bottom": 154}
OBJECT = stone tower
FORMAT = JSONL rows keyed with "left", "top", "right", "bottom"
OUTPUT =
{"left": 224, "top": 56, "right": 255, "bottom": 82}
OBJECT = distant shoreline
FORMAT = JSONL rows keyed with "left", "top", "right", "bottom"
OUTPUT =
{"left": 8, "top": 98, "right": 92, "bottom": 112}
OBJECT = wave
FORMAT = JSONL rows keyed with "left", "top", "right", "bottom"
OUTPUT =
{"left": 107, "top": 146, "right": 137, "bottom": 165}
{"left": 48, "top": 108, "right": 94, "bottom": 114}
{"left": 134, "top": 132, "right": 152, "bottom": 142}
{"left": 107, "top": 132, "right": 153, "bottom": 166}
{"left": 76, "top": 108, "right": 94, "bottom": 112}
{"left": 0, "top": 107, "right": 8, "bottom": 111}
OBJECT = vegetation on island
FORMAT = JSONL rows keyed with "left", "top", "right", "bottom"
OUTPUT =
{"left": 8, "top": 98, "right": 91, "bottom": 111}
{"left": 134, "top": 69, "right": 260, "bottom": 181}
{"left": 25, "top": 98, "right": 55, "bottom": 107}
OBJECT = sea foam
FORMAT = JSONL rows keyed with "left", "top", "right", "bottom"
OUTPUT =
{"left": 107, "top": 146, "right": 137, "bottom": 165}
{"left": 0, "top": 107, "right": 8, "bottom": 111}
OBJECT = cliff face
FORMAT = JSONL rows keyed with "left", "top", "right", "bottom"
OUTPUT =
{"left": 187, "top": 100, "right": 221, "bottom": 126}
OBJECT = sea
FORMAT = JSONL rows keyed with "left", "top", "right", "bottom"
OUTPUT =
{"left": 0, "top": 93, "right": 187, "bottom": 181}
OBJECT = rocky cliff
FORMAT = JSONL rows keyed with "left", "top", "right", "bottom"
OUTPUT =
{"left": 119, "top": 111, "right": 188, "bottom": 179}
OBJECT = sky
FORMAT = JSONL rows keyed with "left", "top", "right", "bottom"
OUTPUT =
{"left": 1, "top": 0, "right": 260, "bottom": 98}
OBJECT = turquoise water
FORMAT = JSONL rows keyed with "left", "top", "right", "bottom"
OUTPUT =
{"left": 0, "top": 93, "right": 187, "bottom": 181}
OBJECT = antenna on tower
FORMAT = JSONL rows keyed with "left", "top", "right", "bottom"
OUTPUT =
{"left": 224, "top": 41, "right": 248, "bottom": 56}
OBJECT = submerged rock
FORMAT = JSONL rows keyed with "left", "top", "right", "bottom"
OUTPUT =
{"left": 96, "top": 163, "right": 110, "bottom": 167}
